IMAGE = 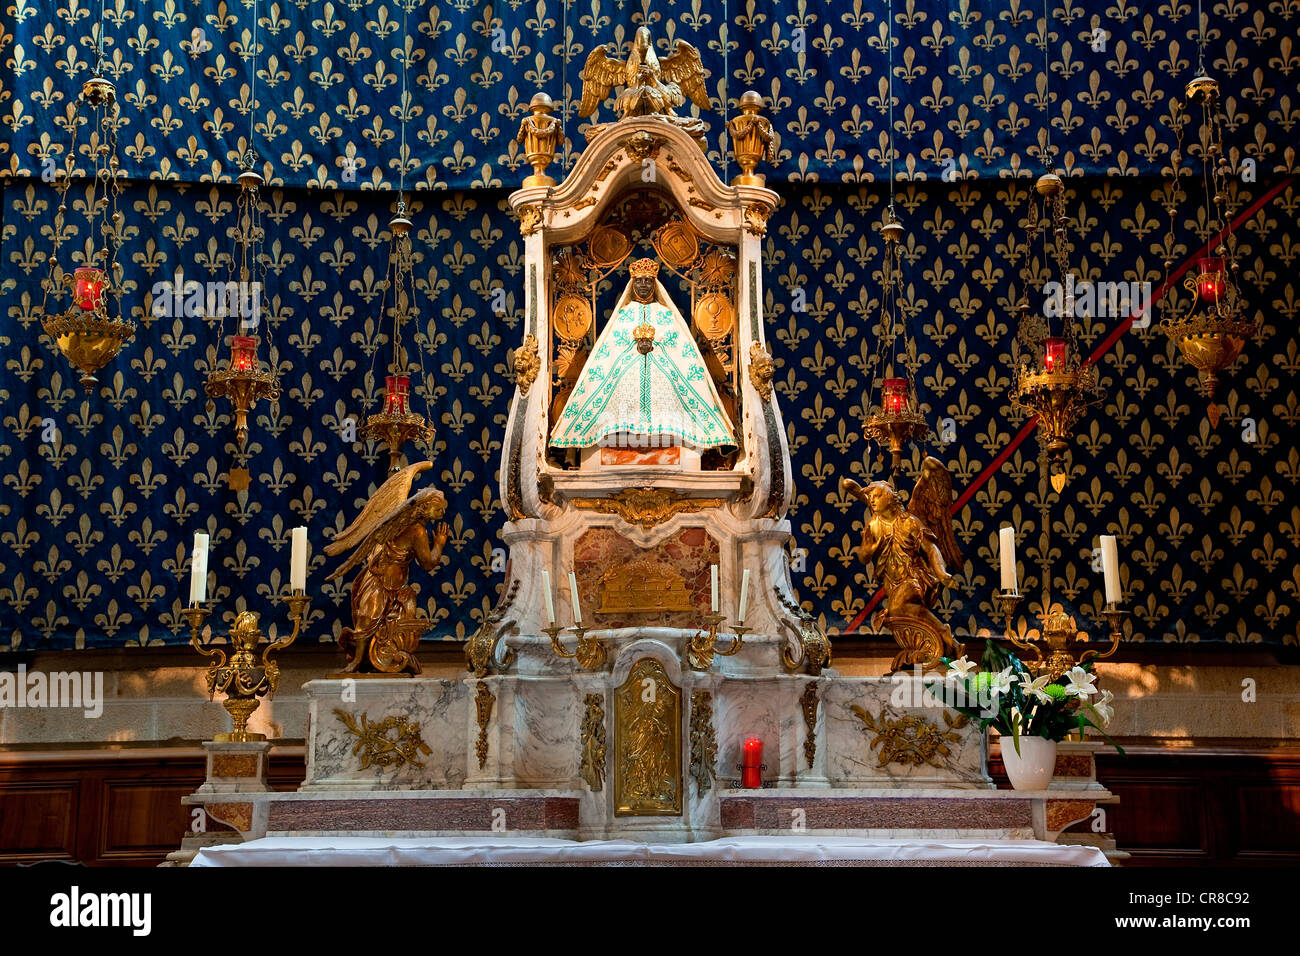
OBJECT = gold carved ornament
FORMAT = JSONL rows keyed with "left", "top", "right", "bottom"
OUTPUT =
{"left": 518, "top": 204, "right": 542, "bottom": 236}
{"left": 743, "top": 204, "right": 771, "bottom": 237}
{"left": 800, "top": 683, "right": 818, "bottom": 770}
{"left": 776, "top": 590, "right": 833, "bottom": 676}
{"left": 334, "top": 709, "right": 432, "bottom": 770}
{"left": 580, "top": 693, "right": 607, "bottom": 791}
{"left": 613, "top": 658, "right": 682, "bottom": 816}
{"left": 748, "top": 342, "right": 774, "bottom": 402}
{"left": 572, "top": 487, "right": 725, "bottom": 529}
{"left": 850, "top": 707, "right": 970, "bottom": 769}
{"left": 474, "top": 681, "right": 494, "bottom": 769}
{"left": 513, "top": 334, "right": 541, "bottom": 395}
{"left": 840, "top": 458, "right": 965, "bottom": 674}
{"left": 465, "top": 579, "right": 520, "bottom": 678}
{"left": 689, "top": 691, "right": 718, "bottom": 794}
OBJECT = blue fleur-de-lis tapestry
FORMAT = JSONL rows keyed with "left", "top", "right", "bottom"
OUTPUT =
{"left": 1, "top": 0, "right": 1296, "bottom": 650}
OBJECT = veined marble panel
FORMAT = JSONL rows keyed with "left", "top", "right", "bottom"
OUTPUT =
{"left": 821, "top": 677, "right": 991, "bottom": 789}
{"left": 304, "top": 679, "right": 471, "bottom": 791}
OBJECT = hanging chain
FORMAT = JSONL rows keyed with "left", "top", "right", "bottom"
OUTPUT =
{"left": 248, "top": 0, "right": 258, "bottom": 163}
{"left": 1041, "top": 0, "right": 1053, "bottom": 170}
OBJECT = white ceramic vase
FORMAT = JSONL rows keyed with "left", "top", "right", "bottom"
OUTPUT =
{"left": 1001, "top": 735, "right": 1058, "bottom": 791}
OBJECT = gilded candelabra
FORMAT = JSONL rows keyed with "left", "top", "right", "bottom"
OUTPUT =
{"left": 994, "top": 589, "right": 1125, "bottom": 681}
{"left": 543, "top": 623, "right": 607, "bottom": 672}
{"left": 184, "top": 594, "right": 310, "bottom": 741}
{"left": 685, "top": 612, "right": 749, "bottom": 672}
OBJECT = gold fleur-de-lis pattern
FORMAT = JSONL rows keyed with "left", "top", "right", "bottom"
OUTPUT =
{"left": 0, "top": 1, "right": 1297, "bottom": 650}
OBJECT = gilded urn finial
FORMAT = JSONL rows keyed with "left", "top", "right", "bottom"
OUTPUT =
{"left": 727, "top": 90, "right": 779, "bottom": 187}
{"left": 517, "top": 92, "right": 565, "bottom": 188}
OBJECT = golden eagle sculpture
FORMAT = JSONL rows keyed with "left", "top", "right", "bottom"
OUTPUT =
{"left": 841, "top": 457, "right": 965, "bottom": 673}
{"left": 324, "top": 461, "right": 450, "bottom": 676}
{"left": 579, "top": 26, "right": 710, "bottom": 146}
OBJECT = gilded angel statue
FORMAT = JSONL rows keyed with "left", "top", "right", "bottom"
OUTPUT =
{"left": 579, "top": 26, "right": 710, "bottom": 145}
{"left": 841, "top": 457, "right": 965, "bottom": 672}
{"left": 324, "top": 462, "right": 450, "bottom": 676}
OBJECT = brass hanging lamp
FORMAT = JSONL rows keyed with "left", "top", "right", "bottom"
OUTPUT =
{"left": 39, "top": 3, "right": 134, "bottom": 392}
{"left": 204, "top": 0, "right": 279, "bottom": 447}
{"left": 1158, "top": 2, "right": 1253, "bottom": 428}
{"left": 1009, "top": 2, "right": 1101, "bottom": 493}
{"left": 359, "top": 5, "right": 435, "bottom": 474}
{"left": 863, "top": 8, "right": 928, "bottom": 482}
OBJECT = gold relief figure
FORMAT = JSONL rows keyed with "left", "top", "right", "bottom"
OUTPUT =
{"left": 579, "top": 26, "right": 711, "bottom": 148}
{"left": 614, "top": 658, "right": 682, "bottom": 815}
{"left": 841, "top": 457, "right": 964, "bottom": 673}
{"left": 325, "top": 462, "right": 450, "bottom": 676}
{"left": 624, "top": 690, "right": 674, "bottom": 806}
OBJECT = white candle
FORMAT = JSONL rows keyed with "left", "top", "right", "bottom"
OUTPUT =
{"left": 711, "top": 564, "right": 719, "bottom": 613}
{"left": 737, "top": 569, "right": 751, "bottom": 624}
{"left": 541, "top": 569, "right": 555, "bottom": 623}
{"left": 189, "top": 532, "right": 209, "bottom": 605}
{"left": 290, "top": 526, "right": 308, "bottom": 592}
{"left": 568, "top": 571, "right": 582, "bottom": 624}
{"left": 1100, "top": 534, "right": 1120, "bottom": 604}
{"left": 998, "top": 526, "right": 1017, "bottom": 593}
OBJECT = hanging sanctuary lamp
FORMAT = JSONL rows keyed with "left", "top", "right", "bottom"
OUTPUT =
{"left": 1009, "top": 1, "right": 1101, "bottom": 493}
{"left": 864, "top": 5, "right": 928, "bottom": 482}
{"left": 204, "top": 0, "right": 279, "bottom": 445}
{"left": 39, "top": 2, "right": 134, "bottom": 392}
{"left": 1158, "top": 0, "right": 1253, "bottom": 428}
{"left": 360, "top": 5, "right": 435, "bottom": 474}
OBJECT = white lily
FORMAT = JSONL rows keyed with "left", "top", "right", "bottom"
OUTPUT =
{"left": 1090, "top": 689, "right": 1115, "bottom": 729}
{"left": 947, "top": 656, "right": 978, "bottom": 678}
{"left": 1064, "top": 666, "right": 1098, "bottom": 698}
{"left": 989, "top": 667, "right": 1014, "bottom": 696}
{"left": 1017, "top": 672, "right": 1053, "bottom": 703}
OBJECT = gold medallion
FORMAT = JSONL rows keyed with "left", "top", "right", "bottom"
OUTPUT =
{"left": 552, "top": 294, "right": 593, "bottom": 342}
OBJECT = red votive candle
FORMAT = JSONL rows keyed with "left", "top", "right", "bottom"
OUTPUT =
{"left": 882, "top": 377, "right": 907, "bottom": 415}
{"left": 383, "top": 374, "right": 411, "bottom": 416}
{"left": 230, "top": 335, "right": 258, "bottom": 372}
{"left": 1196, "top": 257, "right": 1225, "bottom": 304}
{"left": 1043, "top": 336, "right": 1067, "bottom": 372}
{"left": 73, "top": 266, "right": 106, "bottom": 311}
{"left": 741, "top": 737, "right": 763, "bottom": 789}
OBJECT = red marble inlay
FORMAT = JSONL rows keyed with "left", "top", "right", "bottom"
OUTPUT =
{"left": 266, "top": 798, "right": 580, "bottom": 832}
{"left": 601, "top": 446, "right": 680, "bottom": 466}
{"left": 574, "top": 527, "right": 719, "bottom": 628}
{"left": 719, "top": 797, "right": 1034, "bottom": 830}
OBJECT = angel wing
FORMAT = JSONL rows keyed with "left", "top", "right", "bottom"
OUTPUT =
{"left": 578, "top": 45, "right": 625, "bottom": 118}
{"left": 326, "top": 486, "right": 446, "bottom": 583}
{"left": 324, "top": 461, "right": 432, "bottom": 559}
{"left": 659, "top": 40, "right": 711, "bottom": 111}
{"left": 908, "top": 456, "right": 963, "bottom": 572}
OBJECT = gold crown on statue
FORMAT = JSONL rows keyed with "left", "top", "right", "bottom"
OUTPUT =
{"left": 629, "top": 257, "right": 660, "bottom": 277}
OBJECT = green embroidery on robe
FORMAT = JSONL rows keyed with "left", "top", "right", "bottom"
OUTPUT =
{"left": 550, "top": 301, "right": 735, "bottom": 449}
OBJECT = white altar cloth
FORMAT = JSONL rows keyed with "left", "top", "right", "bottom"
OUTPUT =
{"left": 191, "top": 835, "right": 1108, "bottom": 867}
